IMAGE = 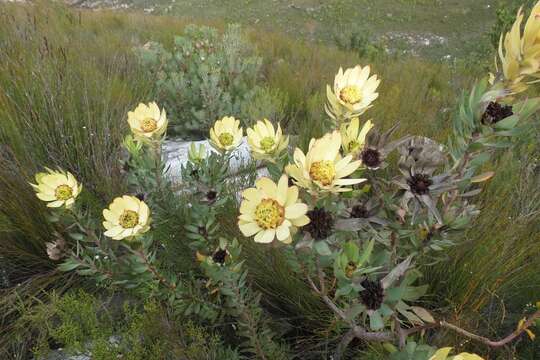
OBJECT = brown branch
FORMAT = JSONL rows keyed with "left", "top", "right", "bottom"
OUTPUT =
{"left": 439, "top": 309, "right": 540, "bottom": 348}
{"left": 403, "top": 310, "right": 540, "bottom": 348}
{"left": 334, "top": 328, "right": 356, "bottom": 360}
{"left": 316, "top": 256, "right": 327, "bottom": 295}
{"left": 394, "top": 317, "right": 407, "bottom": 349}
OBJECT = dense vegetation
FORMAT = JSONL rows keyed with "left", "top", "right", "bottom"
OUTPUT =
{"left": 0, "top": 1, "right": 539, "bottom": 359}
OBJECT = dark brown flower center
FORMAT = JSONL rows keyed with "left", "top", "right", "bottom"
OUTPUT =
{"left": 481, "top": 102, "right": 513, "bottom": 125}
{"left": 361, "top": 148, "right": 381, "bottom": 168}
{"left": 408, "top": 173, "right": 433, "bottom": 195}
{"left": 360, "top": 279, "right": 384, "bottom": 310}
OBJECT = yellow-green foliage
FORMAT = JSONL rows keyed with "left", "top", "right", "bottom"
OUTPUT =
{"left": 22, "top": 290, "right": 240, "bottom": 360}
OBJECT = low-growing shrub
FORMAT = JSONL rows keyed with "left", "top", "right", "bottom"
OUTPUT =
{"left": 333, "top": 26, "right": 386, "bottom": 61}
{"left": 24, "top": 290, "right": 241, "bottom": 360}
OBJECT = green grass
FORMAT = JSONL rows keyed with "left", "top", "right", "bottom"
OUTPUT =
{"left": 0, "top": 2, "right": 539, "bottom": 358}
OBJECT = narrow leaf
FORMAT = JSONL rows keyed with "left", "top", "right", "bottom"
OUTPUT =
{"left": 411, "top": 306, "right": 435, "bottom": 323}
{"left": 381, "top": 256, "right": 412, "bottom": 289}
{"left": 471, "top": 171, "right": 495, "bottom": 183}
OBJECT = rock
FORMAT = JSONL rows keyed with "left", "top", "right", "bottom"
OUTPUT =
{"left": 162, "top": 137, "right": 262, "bottom": 182}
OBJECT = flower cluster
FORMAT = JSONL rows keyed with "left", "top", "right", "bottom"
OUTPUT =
{"left": 31, "top": 102, "right": 165, "bottom": 241}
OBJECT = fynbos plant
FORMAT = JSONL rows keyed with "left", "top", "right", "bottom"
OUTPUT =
{"left": 136, "top": 24, "right": 262, "bottom": 138}
{"left": 30, "top": 3, "right": 540, "bottom": 359}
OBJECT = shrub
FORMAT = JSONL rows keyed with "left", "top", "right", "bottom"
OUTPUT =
{"left": 34, "top": 3, "right": 540, "bottom": 355}
{"left": 333, "top": 26, "right": 385, "bottom": 61}
{"left": 136, "top": 24, "right": 262, "bottom": 138}
{"left": 2, "top": 2, "right": 540, "bottom": 359}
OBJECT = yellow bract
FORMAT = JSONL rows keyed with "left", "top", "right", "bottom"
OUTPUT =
{"left": 30, "top": 168, "right": 82, "bottom": 209}
{"left": 326, "top": 65, "right": 380, "bottom": 121}
{"left": 238, "top": 175, "right": 310, "bottom": 244}
{"left": 209, "top": 116, "right": 243, "bottom": 152}
{"left": 127, "top": 102, "right": 168, "bottom": 141}
{"left": 498, "top": 1, "right": 540, "bottom": 92}
{"left": 102, "top": 195, "right": 151, "bottom": 240}
{"left": 246, "top": 119, "right": 289, "bottom": 161}
{"left": 285, "top": 131, "right": 366, "bottom": 194}
{"left": 341, "top": 118, "right": 374, "bottom": 156}
{"left": 429, "top": 347, "right": 484, "bottom": 360}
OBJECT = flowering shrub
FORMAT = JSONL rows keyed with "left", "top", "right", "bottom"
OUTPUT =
{"left": 30, "top": 3, "right": 540, "bottom": 359}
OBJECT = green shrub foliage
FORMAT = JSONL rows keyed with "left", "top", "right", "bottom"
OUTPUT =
{"left": 136, "top": 24, "right": 262, "bottom": 138}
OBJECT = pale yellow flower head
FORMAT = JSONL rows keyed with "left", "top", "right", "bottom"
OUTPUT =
{"left": 429, "top": 347, "right": 484, "bottom": 360}
{"left": 326, "top": 65, "right": 380, "bottom": 121}
{"left": 103, "top": 195, "right": 151, "bottom": 240}
{"left": 497, "top": 2, "right": 540, "bottom": 92}
{"left": 30, "top": 168, "right": 82, "bottom": 208}
{"left": 238, "top": 175, "right": 310, "bottom": 244}
{"left": 209, "top": 116, "right": 243, "bottom": 152}
{"left": 127, "top": 102, "right": 168, "bottom": 141}
{"left": 247, "top": 119, "right": 289, "bottom": 161}
{"left": 285, "top": 131, "right": 366, "bottom": 194}
{"left": 341, "top": 118, "right": 374, "bottom": 156}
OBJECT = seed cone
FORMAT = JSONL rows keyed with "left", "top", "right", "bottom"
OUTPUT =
{"left": 361, "top": 148, "right": 381, "bottom": 168}
{"left": 408, "top": 173, "right": 433, "bottom": 195}
{"left": 304, "top": 207, "right": 334, "bottom": 240}
{"left": 360, "top": 279, "right": 384, "bottom": 310}
{"left": 212, "top": 249, "right": 228, "bottom": 264}
{"left": 481, "top": 102, "right": 513, "bottom": 125}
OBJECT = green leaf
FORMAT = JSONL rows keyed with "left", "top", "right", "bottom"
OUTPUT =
{"left": 469, "top": 152, "right": 491, "bottom": 168}
{"left": 69, "top": 232, "right": 85, "bottom": 241}
{"left": 58, "top": 260, "right": 80, "bottom": 272}
{"left": 385, "top": 287, "right": 404, "bottom": 302}
{"left": 357, "top": 239, "right": 374, "bottom": 268}
{"left": 381, "top": 256, "right": 412, "bottom": 289}
{"left": 335, "top": 284, "right": 353, "bottom": 298}
{"left": 344, "top": 303, "right": 366, "bottom": 321}
{"left": 411, "top": 306, "right": 435, "bottom": 323}
{"left": 401, "top": 285, "right": 428, "bottom": 301}
{"left": 514, "top": 97, "right": 540, "bottom": 120}
{"left": 494, "top": 114, "right": 519, "bottom": 130}
{"left": 343, "top": 242, "right": 359, "bottom": 261}
{"left": 77, "top": 268, "right": 96, "bottom": 276}
{"left": 383, "top": 342, "right": 398, "bottom": 354}
{"left": 369, "top": 310, "right": 384, "bottom": 330}
{"left": 397, "top": 306, "right": 423, "bottom": 325}
{"left": 314, "top": 241, "right": 332, "bottom": 256}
